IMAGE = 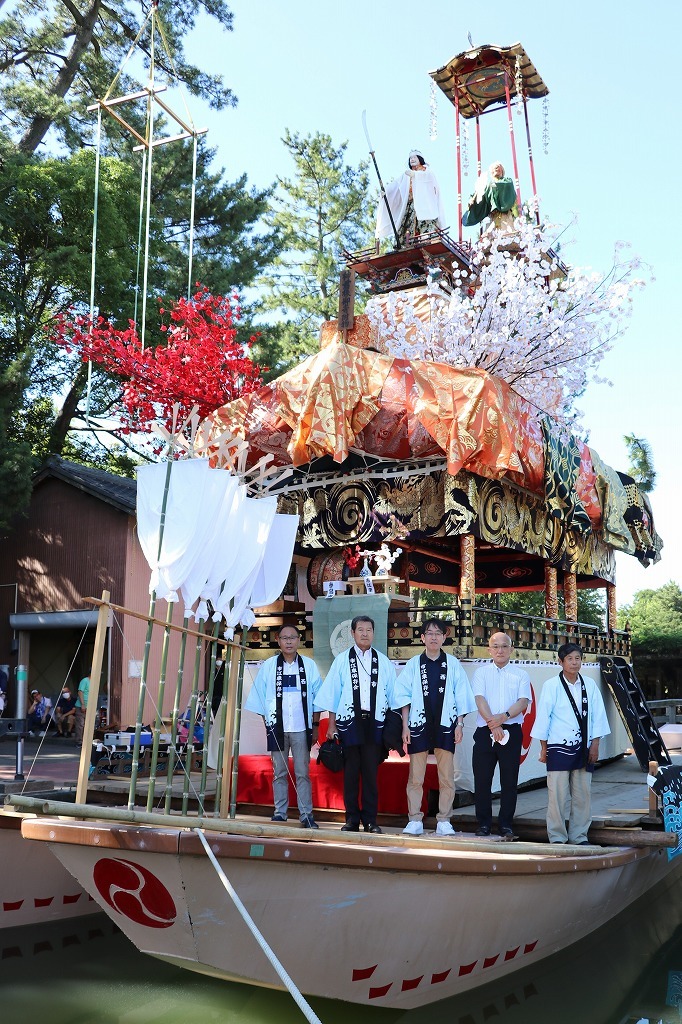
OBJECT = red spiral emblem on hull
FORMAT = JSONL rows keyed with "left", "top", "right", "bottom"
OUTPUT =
{"left": 93, "top": 857, "right": 176, "bottom": 928}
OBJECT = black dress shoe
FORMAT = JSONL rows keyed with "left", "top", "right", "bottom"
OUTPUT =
{"left": 475, "top": 826, "right": 491, "bottom": 837}
{"left": 499, "top": 828, "right": 518, "bottom": 841}
{"left": 341, "top": 822, "right": 360, "bottom": 832}
{"left": 271, "top": 814, "right": 287, "bottom": 822}
{"left": 365, "top": 824, "right": 382, "bottom": 834}
{"left": 301, "top": 816, "right": 319, "bottom": 829}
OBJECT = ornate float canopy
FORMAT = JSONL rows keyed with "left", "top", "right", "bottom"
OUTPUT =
{"left": 430, "top": 43, "right": 549, "bottom": 119}
{"left": 198, "top": 320, "right": 661, "bottom": 594}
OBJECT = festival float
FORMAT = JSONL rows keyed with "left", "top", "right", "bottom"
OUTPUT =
{"left": 12, "top": 34, "right": 682, "bottom": 1013}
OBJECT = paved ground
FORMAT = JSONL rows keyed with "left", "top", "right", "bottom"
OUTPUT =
{"left": 0, "top": 734, "right": 80, "bottom": 792}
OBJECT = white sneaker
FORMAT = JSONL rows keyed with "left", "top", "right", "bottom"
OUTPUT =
{"left": 403, "top": 820, "right": 424, "bottom": 836}
{"left": 436, "top": 821, "right": 456, "bottom": 837}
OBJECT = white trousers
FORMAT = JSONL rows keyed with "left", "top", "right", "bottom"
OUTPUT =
{"left": 546, "top": 768, "right": 592, "bottom": 844}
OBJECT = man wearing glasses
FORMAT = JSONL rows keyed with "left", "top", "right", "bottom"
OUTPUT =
{"left": 472, "top": 632, "right": 531, "bottom": 840}
{"left": 245, "top": 625, "right": 323, "bottom": 828}
{"left": 395, "top": 618, "right": 476, "bottom": 837}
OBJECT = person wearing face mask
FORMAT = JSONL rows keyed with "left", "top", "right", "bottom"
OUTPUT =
{"left": 376, "top": 150, "right": 447, "bottom": 246}
{"left": 472, "top": 632, "right": 531, "bottom": 840}
{"left": 55, "top": 686, "right": 77, "bottom": 737}
{"left": 245, "top": 625, "right": 323, "bottom": 829}
{"left": 532, "top": 643, "right": 610, "bottom": 845}
{"left": 395, "top": 618, "right": 476, "bottom": 838}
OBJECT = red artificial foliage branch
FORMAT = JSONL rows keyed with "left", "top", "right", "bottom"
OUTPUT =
{"left": 50, "top": 287, "right": 264, "bottom": 435}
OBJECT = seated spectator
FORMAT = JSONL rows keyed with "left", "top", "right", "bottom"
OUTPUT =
{"left": 27, "top": 688, "right": 53, "bottom": 735}
{"left": 55, "top": 687, "right": 77, "bottom": 737}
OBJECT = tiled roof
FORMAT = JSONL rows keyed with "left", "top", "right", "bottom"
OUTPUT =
{"left": 34, "top": 456, "right": 136, "bottom": 514}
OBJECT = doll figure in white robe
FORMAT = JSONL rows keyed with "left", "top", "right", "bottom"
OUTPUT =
{"left": 376, "top": 151, "right": 447, "bottom": 246}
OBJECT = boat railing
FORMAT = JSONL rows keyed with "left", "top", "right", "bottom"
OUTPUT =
{"left": 248, "top": 601, "right": 631, "bottom": 661}
{"left": 647, "top": 699, "right": 682, "bottom": 725}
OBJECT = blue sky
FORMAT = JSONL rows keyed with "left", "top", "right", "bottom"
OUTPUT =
{"left": 178, "top": 1, "right": 681, "bottom": 604}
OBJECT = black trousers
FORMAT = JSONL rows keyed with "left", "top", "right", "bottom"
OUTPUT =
{"left": 473, "top": 723, "right": 523, "bottom": 831}
{"left": 342, "top": 718, "right": 383, "bottom": 827}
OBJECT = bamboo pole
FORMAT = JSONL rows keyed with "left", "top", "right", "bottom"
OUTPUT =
{"left": 220, "top": 637, "right": 243, "bottom": 819}
{"left": 229, "top": 644, "right": 247, "bottom": 818}
{"left": 146, "top": 599, "right": 174, "bottom": 811}
{"left": 164, "top": 616, "right": 190, "bottom": 811}
{"left": 211, "top": 654, "right": 231, "bottom": 816}
{"left": 198, "top": 622, "right": 222, "bottom": 814}
{"left": 128, "top": 457, "right": 174, "bottom": 809}
{"left": 75, "top": 591, "right": 110, "bottom": 805}
{"left": 181, "top": 616, "right": 205, "bottom": 815}
{"left": 10, "top": 796, "right": 677, "bottom": 851}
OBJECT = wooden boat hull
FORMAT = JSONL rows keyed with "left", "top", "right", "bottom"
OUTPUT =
{"left": 0, "top": 813, "right": 93, "bottom": 930}
{"left": 21, "top": 817, "right": 682, "bottom": 1008}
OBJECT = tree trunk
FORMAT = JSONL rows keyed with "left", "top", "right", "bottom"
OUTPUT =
{"left": 18, "top": 0, "right": 103, "bottom": 155}
{"left": 47, "top": 363, "right": 90, "bottom": 455}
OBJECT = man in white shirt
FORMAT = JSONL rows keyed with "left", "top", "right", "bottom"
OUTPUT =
{"left": 472, "top": 633, "right": 531, "bottom": 840}
{"left": 531, "top": 643, "right": 611, "bottom": 845}
{"left": 315, "top": 616, "right": 397, "bottom": 834}
{"left": 245, "top": 626, "right": 323, "bottom": 828}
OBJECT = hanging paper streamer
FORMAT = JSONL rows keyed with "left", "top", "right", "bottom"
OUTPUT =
{"left": 429, "top": 79, "right": 438, "bottom": 141}
{"left": 514, "top": 56, "right": 523, "bottom": 116}
{"left": 542, "top": 96, "right": 550, "bottom": 154}
{"left": 461, "top": 118, "right": 470, "bottom": 177}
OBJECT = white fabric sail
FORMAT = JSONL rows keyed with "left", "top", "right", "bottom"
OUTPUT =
{"left": 137, "top": 460, "right": 223, "bottom": 602}
{"left": 137, "top": 460, "right": 298, "bottom": 628}
{"left": 212, "top": 495, "right": 277, "bottom": 623}
{"left": 224, "top": 513, "right": 299, "bottom": 629}
{"left": 179, "top": 472, "right": 242, "bottom": 612}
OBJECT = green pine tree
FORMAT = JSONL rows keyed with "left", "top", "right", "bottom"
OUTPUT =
{"left": 624, "top": 434, "right": 656, "bottom": 492}
{"left": 255, "top": 130, "right": 375, "bottom": 376}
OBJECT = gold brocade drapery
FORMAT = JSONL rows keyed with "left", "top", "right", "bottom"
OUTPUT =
{"left": 277, "top": 344, "right": 392, "bottom": 465}
{"left": 200, "top": 340, "right": 661, "bottom": 574}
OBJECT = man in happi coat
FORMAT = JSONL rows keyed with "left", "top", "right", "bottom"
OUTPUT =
{"left": 472, "top": 632, "right": 531, "bottom": 840}
{"left": 531, "top": 643, "right": 611, "bottom": 845}
{"left": 395, "top": 618, "right": 477, "bottom": 838}
{"left": 315, "top": 615, "right": 397, "bottom": 834}
{"left": 245, "top": 625, "right": 323, "bottom": 829}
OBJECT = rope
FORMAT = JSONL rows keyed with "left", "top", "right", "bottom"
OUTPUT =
{"left": 139, "top": 13, "right": 156, "bottom": 350}
{"left": 195, "top": 828, "right": 323, "bottom": 1024}
{"left": 85, "top": 104, "right": 102, "bottom": 424}
{"left": 187, "top": 133, "right": 198, "bottom": 299}
{"left": 103, "top": 9, "right": 153, "bottom": 102}
{"left": 133, "top": 148, "right": 147, "bottom": 327}
{"left": 108, "top": 607, "right": 206, "bottom": 810}
{"left": 21, "top": 623, "right": 91, "bottom": 792}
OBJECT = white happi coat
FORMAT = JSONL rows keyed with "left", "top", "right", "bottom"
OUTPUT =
{"left": 245, "top": 654, "right": 322, "bottom": 734}
{"left": 314, "top": 647, "right": 398, "bottom": 745}
{"left": 394, "top": 653, "right": 477, "bottom": 734}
